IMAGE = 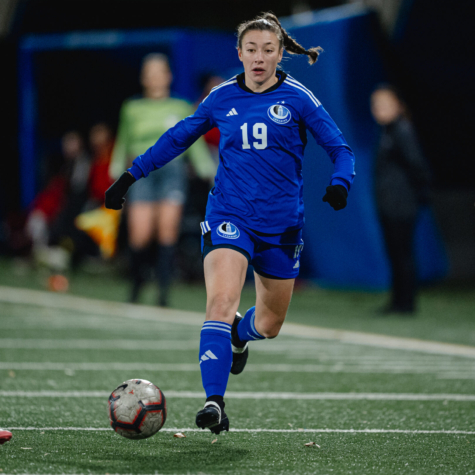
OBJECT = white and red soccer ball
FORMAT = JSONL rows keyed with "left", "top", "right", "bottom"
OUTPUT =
{"left": 108, "top": 379, "right": 166, "bottom": 439}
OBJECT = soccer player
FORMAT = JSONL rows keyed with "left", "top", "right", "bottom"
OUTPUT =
{"left": 110, "top": 53, "right": 215, "bottom": 306}
{"left": 106, "top": 13, "right": 355, "bottom": 433}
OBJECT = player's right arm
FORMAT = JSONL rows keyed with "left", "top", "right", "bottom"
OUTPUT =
{"left": 105, "top": 97, "right": 215, "bottom": 210}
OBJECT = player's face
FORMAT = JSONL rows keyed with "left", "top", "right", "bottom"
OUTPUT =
{"left": 238, "top": 30, "right": 283, "bottom": 91}
{"left": 141, "top": 59, "right": 172, "bottom": 98}
{"left": 371, "top": 90, "right": 403, "bottom": 125}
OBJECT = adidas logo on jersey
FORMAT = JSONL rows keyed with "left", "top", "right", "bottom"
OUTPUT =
{"left": 226, "top": 108, "right": 238, "bottom": 116}
{"left": 200, "top": 350, "right": 218, "bottom": 364}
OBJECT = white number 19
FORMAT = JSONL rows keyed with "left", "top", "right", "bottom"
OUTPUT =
{"left": 241, "top": 122, "right": 267, "bottom": 150}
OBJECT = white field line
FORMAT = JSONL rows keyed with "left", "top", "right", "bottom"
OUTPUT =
{"left": 7, "top": 427, "right": 475, "bottom": 435}
{"left": 2, "top": 338, "right": 475, "bottom": 365}
{"left": 0, "top": 339, "right": 199, "bottom": 350}
{"left": 1, "top": 362, "right": 474, "bottom": 376}
{"left": 2, "top": 285, "right": 475, "bottom": 358}
{"left": 2, "top": 339, "right": 474, "bottom": 365}
{"left": 2, "top": 390, "right": 475, "bottom": 401}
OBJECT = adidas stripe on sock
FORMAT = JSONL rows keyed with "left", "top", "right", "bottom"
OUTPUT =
{"left": 199, "top": 321, "right": 232, "bottom": 398}
{"left": 237, "top": 306, "right": 265, "bottom": 343}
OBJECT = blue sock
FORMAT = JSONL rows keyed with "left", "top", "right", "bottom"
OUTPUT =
{"left": 237, "top": 306, "right": 265, "bottom": 343}
{"left": 199, "top": 321, "right": 232, "bottom": 398}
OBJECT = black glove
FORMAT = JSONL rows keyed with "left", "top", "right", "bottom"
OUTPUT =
{"left": 322, "top": 185, "right": 348, "bottom": 210}
{"left": 105, "top": 172, "right": 136, "bottom": 210}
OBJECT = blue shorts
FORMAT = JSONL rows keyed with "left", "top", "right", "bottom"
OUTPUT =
{"left": 128, "top": 158, "right": 187, "bottom": 204}
{"left": 200, "top": 218, "right": 304, "bottom": 279}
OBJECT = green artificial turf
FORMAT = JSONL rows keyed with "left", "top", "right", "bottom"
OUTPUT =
{"left": 1, "top": 256, "right": 474, "bottom": 346}
{"left": 1, "top": 258, "right": 475, "bottom": 474}
{"left": 1, "top": 431, "right": 474, "bottom": 475}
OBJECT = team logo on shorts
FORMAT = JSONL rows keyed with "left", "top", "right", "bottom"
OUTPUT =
{"left": 217, "top": 222, "right": 240, "bottom": 239}
{"left": 267, "top": 104, "right": 292, "bottom": 124}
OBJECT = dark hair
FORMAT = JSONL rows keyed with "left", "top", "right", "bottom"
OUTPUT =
{"left": 141, "top": 53, "right": 170, "bottom": 71}
{"left": 372, "top": 83, "right": 411, "bottom": 119}
{"left": 237, "top": 12, "right": 322, "bottom": 65}
{"left": 373, "top": 83, "right": 405, "bottom": 103}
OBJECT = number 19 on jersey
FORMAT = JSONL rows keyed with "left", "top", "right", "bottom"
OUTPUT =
{"left": 241, "top": 123, "right": 267, "bottom": 150}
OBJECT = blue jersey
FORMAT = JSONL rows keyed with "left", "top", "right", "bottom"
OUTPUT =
{"left": 129, "top": 71, "right": 355, "bottom": 234}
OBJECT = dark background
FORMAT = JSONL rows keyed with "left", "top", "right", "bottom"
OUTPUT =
{"left": 2, "top": 0, "right": 343, "bottom": 211}
{"left": 1, "top": 0, "right": 474, "bottom": 279}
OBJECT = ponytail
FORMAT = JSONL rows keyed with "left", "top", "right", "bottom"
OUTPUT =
{"left": 237, "top": 12, "right": 323, "bottom": 65}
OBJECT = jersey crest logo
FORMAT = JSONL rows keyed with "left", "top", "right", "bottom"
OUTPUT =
{"left": 217, "top": 222, "right": 240, "bottom": 239}
{"left": 267, "top": 104, "right": 291, "bottom": 124}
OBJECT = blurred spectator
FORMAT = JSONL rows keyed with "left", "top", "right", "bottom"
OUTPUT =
{"left": 110, "top": 53, "right": 215, "bottom": 306}
{"left": 26, "top": 130, "right": 97, "bottom": 271}
{"left": 371, "top": 84, "right": 432, "bottom": 315}
{"left": 88, "top": 122, "right": 114, "bottom": 205}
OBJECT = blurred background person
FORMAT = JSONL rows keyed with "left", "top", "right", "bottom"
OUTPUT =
{"left": 87, "top": 122, "right": 115, "bottom": 207}
{"left": 26, "top": 130, "right": 96, "bottom": 272}
{"left": 109, "top": 53, "right": 215, "bottom": 306}
{"left": 371, "top": 84, "right": 432, "bottom": 315}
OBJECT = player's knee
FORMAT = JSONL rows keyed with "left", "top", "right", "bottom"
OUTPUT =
{"left": 260, "top": 328, "right": 280, "bottom": 339}
{"left": 207, "top": 293, "right": 239, "bottom": 322}
{"left": 258, "top": 322, "right": 283, "bottom": 339}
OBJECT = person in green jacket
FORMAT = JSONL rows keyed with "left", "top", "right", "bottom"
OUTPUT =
{"left": 110, "top": 53, "right": 215, "bottom": 306}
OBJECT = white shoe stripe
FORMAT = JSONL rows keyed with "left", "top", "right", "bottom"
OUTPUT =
{"left": 232, "top": 342, "right": 248, "bottom": 354}
{"left": 203, "top": 401, "right": 221, "bottom": 423}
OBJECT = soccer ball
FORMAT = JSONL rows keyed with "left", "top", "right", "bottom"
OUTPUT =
{"left": 108, "top": 379, "right": 167, "bottom": 439}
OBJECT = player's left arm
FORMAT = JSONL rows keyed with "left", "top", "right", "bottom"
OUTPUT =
{"left": 302, "top": 100, "right": 355, "bottom": 210}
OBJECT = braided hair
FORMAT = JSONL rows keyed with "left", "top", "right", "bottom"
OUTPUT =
{"left": 237, "top": 12, "right": 322, "bottom": 65}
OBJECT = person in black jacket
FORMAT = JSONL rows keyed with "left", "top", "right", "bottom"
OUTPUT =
{"left": 371, "top": 84, "right": 431, "bottom": 315}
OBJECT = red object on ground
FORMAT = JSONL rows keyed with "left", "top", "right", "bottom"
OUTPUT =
{"left": 48, "top": 274, "right": 69, "bottom": 292}
{"left": 0, "top": 430, "right": 12, "bottom": 444}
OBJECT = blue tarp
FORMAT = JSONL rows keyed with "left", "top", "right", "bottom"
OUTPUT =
{"left": 283, "top": 8, "right": 447, "bottom": 287}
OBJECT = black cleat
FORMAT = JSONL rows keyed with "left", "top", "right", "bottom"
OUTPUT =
{"left": 196, "top": 401, "right": 229, "bottom": 434}
{"left": 231, "top": 312, "right": 249, "bottom": 375}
